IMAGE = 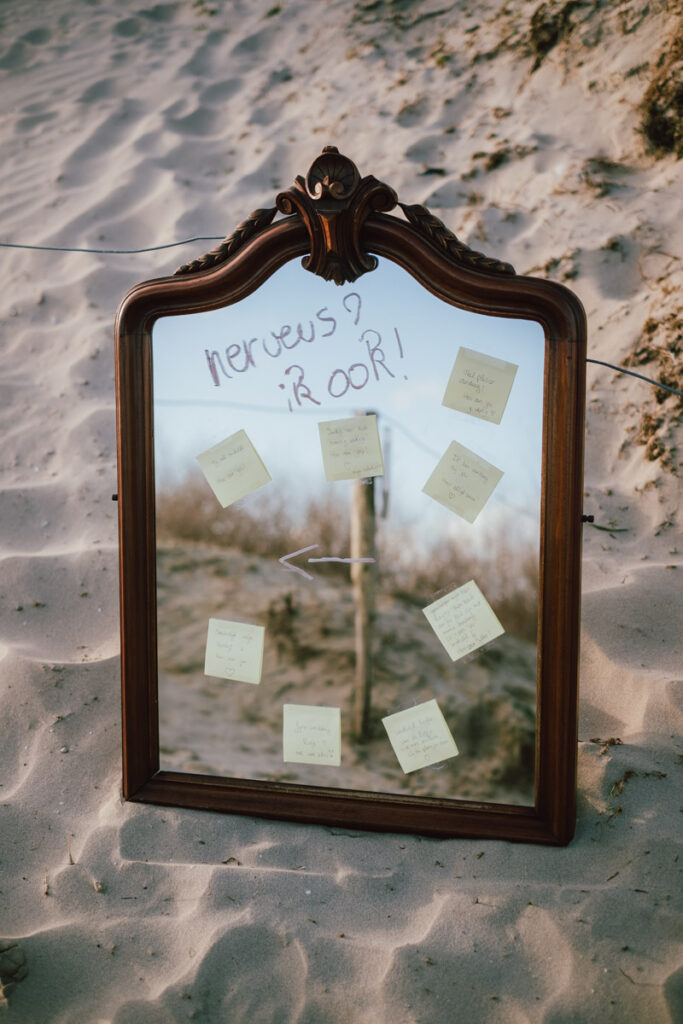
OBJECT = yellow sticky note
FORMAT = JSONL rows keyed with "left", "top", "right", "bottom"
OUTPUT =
{"left": 204, "top": 618, "right": 265, "bottom": 684}
{"left": 442, "top": 347, "right": 518, "bottom": 424}
{"left": 318, "top": 414, "right": 385, "bottom": 482}
{"left": 382, "top": 699, "right": 459, "bottom": 774}
{"left": 422, "top": 440, "right": 503, "bottom": 522}
{"left": 423, "top": 580, "right": 505, "bottom": 661}
{"left": 283, "top": 704, "right": 341, "bottom": 766}
{"left": 196, "top": 429, "right": 271, "bottom": 508}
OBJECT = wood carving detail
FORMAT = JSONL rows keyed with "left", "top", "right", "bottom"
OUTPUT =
{"left": 399, "top": 203, "right": 516, "bottom": 276}
{"left": 175, "top": 207, "right": 278, "bottom": 276}
{"left": 276, "top": 146, "right": 398, "bottom": 286}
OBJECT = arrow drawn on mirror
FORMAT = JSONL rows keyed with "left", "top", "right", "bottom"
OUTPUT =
{"left": 279, "top": 544, "right": 376, "bottom": 581}
{"left": 278, "top": 544, "right": 318, "bottom": 580}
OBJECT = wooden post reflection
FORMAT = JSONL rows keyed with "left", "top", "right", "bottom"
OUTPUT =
{"left": 351, "top": 473, "right": 377, "bottom": 743}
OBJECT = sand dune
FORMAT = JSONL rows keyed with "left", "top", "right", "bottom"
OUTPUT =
{"left": 1, "top": 0, "right": 681, "bottom": 1021}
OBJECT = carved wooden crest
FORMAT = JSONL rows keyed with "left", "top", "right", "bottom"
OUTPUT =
{"left": 176, "top": 145, "right": 515, "bottom": 282}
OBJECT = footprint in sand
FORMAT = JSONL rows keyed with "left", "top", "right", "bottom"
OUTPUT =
{"left": 139, "top": 4, "right": 177, "bottom": 23}
{"left": 113, "top": 17, "right": 142, "bottom": 39}
{"left": 0, "top": 940, "right": 28, "bottom": 1001}
{"left": 0, "top": 26, "right": 51, "bottom": 71}
{"left": 78, "top": 78, "right": 118, "bottom": 104}
{"left": 198, "top": 78, "right": 242, "bottom": 105}
{"left": 396, "top": 95, "right": 430, "bottom": 128}
{"left": 180, "top": 30, "right": 227, "bottom": 77}
{"left": 15, "top": 101, "right": 57, "bottom": 134}
{"left": 165, "top": 105, "right": 223, "bottom": 137}
{"left": 581, "top": 235, "right": 642, "bottom": 300}
{"left": 21, "top": 27, "right": 51, "bottom": 45}
{"left": 405, "top": 135, "right": 446, "bottom": 165}
{"left": 230, "top": 26, "right": 279, "bottom": 60}
{"left": 249, "top": 102, "right": 282, "bottom": 128}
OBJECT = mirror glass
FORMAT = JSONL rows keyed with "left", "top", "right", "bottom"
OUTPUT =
{"left": 152, "top": 257, "right": 544, "bottom": 806}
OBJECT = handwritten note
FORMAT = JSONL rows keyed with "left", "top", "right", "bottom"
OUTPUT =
{"left": 283, "top": 704, "right": 341, "bottom": 766}
{"left": 423, "top": 580, "right": 505, "bottom": 661}
{"left": 318, "top": 414, "right": 385, "bottom": 482}
{"left": 196, "top": 429, "right": 271, "bottom": 508}
{"left": 204, "top": 618, "right": 265, "bottom": 685}
{"left": 422, "top": 440, "right": 503, "bottom": 522}
{"left": 382, "top": 699, "right": 459, "bottom": 774}
{"left": 442, "top": 347, "right": 518, "bottom": 424}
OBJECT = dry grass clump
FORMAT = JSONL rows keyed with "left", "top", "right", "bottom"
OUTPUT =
{"left": 528, "top": 1, "right": 579, "bottom": 72}
{"left": 625, "top": 313, "right": 683, "bottom": 407}
{"left": 639, "top": 22, "right": 683, "bottom": 157}
{"left": 624, "top": 312, "right": 682, "bottom": 471}
{"left": 156, "top": 473, "right": 349, "bottom": 564}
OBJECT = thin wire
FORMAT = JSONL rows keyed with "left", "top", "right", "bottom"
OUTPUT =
{"left": 587, "top": 358, "right": 682, "bottom": 398}
{"left": 0, "top": 236, "right": 224, "bottom": 255}
{"left": 157, "top": 398, "right": 360, "bottom": 416}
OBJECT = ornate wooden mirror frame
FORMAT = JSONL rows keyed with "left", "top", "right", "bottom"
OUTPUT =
{"left": 115, "top": 146, "right": 586, "bottom": 844}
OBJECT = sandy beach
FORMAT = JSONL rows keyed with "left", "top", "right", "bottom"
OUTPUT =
{"left": 1, "top": 1, "right": 681, "bottom": 1021}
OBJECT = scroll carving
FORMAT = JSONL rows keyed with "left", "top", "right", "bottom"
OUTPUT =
{"left": 399, "top": 203, "right": 516, "bottom": 276}
{"left": 175, "top": 207, "right": 278, "bottom": 276}
{"left": 276, "top": 146, "right": 398, "bottom": 286}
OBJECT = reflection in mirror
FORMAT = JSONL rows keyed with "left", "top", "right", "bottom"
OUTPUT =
{"left": 152, "top": 257, "right": 544, "bottom": 806}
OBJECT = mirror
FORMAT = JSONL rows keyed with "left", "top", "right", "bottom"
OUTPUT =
{"left": 153, "top": 257, "right": 543, "bottom": 806}
{"left": 116, "top": 147, "right": 585, "bottom": 843}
